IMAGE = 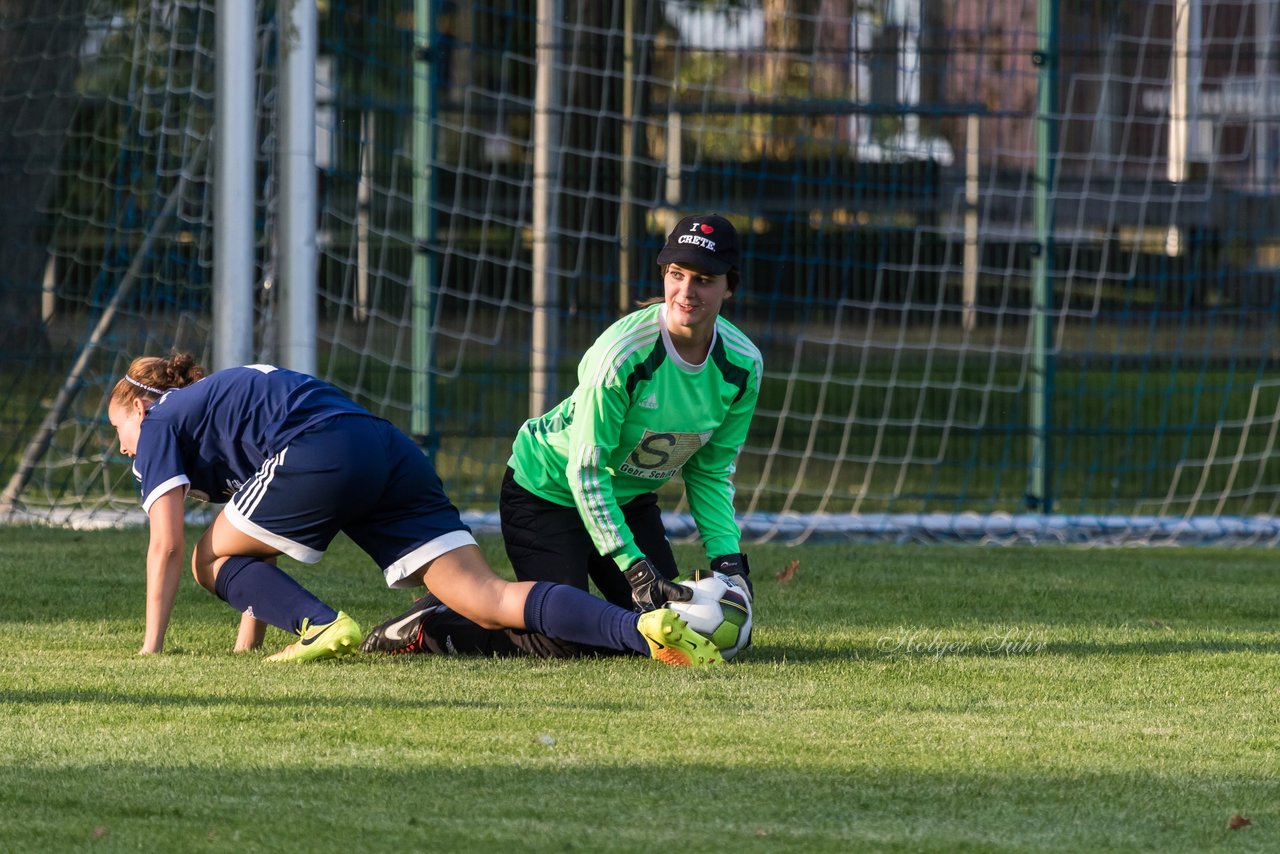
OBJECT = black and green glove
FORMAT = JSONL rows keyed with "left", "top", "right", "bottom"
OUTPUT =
{"left": 710, "top": 553, "right": 754, "bottom": 600}
{"left": 624, "top": 558, "right": 693, "bottom": 612}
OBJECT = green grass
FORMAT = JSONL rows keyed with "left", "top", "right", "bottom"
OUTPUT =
{"left": 1, "top": 528, "right": 1278, "bottom": 852}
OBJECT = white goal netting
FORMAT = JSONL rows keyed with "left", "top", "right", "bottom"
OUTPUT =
{"left": 3, "top": 1, "right": 1280, "bottom": 546}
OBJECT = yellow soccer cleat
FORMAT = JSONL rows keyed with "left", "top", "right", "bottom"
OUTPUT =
{"left": 637, "top": 608, "right": 724, "bottom": 667}
{"left": 266, "top": 611, "right": 363, "bottom": 662}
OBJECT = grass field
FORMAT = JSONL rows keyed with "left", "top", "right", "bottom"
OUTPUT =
{"left": 1, "top": 527, "right": 1278, "bottom": 852}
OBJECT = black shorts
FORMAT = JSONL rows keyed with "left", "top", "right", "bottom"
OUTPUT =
{"left": 498, "top": 467, "right": 677, "bottom": 609}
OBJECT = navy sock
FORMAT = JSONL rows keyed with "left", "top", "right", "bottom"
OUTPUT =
{"left": 523, "top": 582, "right": 646, "bottom": 655}
{"left": 214, "top": 555, "right": 338, "bottom": 635}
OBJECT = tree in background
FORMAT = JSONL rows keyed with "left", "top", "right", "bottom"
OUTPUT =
{"left": 0, "top": 0, "right": 88, "bottom": 359}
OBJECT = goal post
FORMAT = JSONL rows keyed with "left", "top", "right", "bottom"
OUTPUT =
{"left": 1029, "top": 0, "right": 1059, "bottom": 515}
{"left": 5, "top": 1, "right": 1280, "bottom": 547}
{"left": 213, "top": 0, "right": 256, "bottom": 373}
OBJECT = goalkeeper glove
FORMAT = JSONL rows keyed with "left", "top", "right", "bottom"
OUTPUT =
{"left": 710, "top": 553, "right": 754, "bottom": 601}
{"left": 624, "top": 558, "right": 693, "bottom": 612}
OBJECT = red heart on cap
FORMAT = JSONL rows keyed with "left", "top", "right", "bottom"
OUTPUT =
{"left": 700, "top": 224, "right": 714, "bottom": 234}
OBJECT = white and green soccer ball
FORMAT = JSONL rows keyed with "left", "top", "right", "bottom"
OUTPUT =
{"left": 668, "top": 570, "right": 753, "bottom": 660}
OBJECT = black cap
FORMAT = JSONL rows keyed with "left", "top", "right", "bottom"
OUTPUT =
{"left": 656, "top": 213, "right": 740, "bottom": 275}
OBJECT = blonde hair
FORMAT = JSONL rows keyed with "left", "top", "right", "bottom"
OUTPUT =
{"left": 110, "top": 352, "right": 206, "bottom": 407}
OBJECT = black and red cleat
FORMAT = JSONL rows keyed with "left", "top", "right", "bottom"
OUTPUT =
{"left": 360, "top": 593, "right": 448, "bottom": 655}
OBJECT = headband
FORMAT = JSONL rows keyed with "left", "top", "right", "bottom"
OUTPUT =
{"left": 123, "top": 375, "right": 165, "bottom": 396}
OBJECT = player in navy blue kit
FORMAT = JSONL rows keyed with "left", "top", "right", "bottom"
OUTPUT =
{"left": 106, "top": 353, "right": 722, "bottom": 665}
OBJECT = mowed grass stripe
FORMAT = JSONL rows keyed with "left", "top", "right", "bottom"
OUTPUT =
{"left": 0, "top": 527, "right": 1277, "bottom": 852}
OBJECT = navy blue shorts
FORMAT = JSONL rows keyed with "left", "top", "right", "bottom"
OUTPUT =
{"left": 223, "top": 415, "right": 474, "bottom": 587}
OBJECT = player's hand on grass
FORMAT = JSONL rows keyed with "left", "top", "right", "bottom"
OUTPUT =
{"left": 624, "top": 557, "right": 693, "bottom": 611}
{"left": 711, "top": 552, "right": 754, "bottom": 601}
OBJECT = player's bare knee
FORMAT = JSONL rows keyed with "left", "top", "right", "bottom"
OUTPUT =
{"left": 191, "top": 560, "right": 217, "bottom": 594}
{"left": 469, "top": 613, "right": 506, "bottom": 631}
{"left": 190, "top": 545, "right": 218, "bottom": 593}
{"left": 440, "top": 586, "right": 512, "bottom": 631}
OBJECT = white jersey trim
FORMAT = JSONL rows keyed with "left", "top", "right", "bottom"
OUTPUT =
{"left": 141, "top": 475, "right": 190, "bottom": 514}
{"left": 598, "top": 328, "right": 660, "bottom": 386}
{"left": 383, "top": 529, "right": 478, "bottom": 589}
{"left": 222, "top": 500, "right": 325, "bottom": 564}
{"left": 231, "top": 447, "right": 287, "bottom": 520}
{"left": 659, "top": 304, "right": 714, "bottom": 372}
{"left": 717, "top": 319, "right": 764, "bottom": 381}
{"left": 574, "top": 443, "right": 623, "bottom": 554}
{"left": 586, "top": 307, "right": 660, "bottom": 388}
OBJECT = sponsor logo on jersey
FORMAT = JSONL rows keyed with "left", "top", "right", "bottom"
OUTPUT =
{"left": 618, "top": 430, "right": 712, "bottom": 479}
{"left": 638, "top": 392, "right": 659, "bottom": 410}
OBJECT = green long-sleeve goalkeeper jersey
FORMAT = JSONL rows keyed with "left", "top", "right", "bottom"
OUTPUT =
{"left": 509, "top": 303, "right": 762, "bottom": 570}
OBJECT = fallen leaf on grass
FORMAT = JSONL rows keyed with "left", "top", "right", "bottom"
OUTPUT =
{"left": 91, "top": 827, "right": 107, "bottom": 840}
{"left": 776, "top": 559, "right": 800, "bottom": 583}
{"left": 1228, "top": 814, "right": 1251, "bottom": 830}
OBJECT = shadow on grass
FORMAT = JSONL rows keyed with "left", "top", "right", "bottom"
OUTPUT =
{"left": 0, "top": 686, "right": 503, "bottom": 712}
{"left": 0, "top": 760, "right": 1273, "bottom": 852}
{"left": 740, "top": 635, "right": 1280, "bottom": 663}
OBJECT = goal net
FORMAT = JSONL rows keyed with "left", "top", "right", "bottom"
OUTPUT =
{"left": 3, "top": 1, "right": 1280, "bottom": 546}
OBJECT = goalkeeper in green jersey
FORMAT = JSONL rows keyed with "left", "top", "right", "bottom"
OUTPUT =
{"left": 363, "top": 213, "right": 762, "bottom": 658}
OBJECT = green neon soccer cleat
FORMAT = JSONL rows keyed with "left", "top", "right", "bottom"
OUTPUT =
{"left": 637, "top": 608, "right": 724, "bottom": 667}
{"left": 265, "top": 611, "right": 363, "bottom": 662}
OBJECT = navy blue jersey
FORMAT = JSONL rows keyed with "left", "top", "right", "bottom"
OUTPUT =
{"left": 131, "top": 365, "right": 373, "bottom": 511}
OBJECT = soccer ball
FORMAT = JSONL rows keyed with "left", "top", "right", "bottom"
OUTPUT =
{"left": 668, "top": 570, "right": 753, "bottom": 660}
